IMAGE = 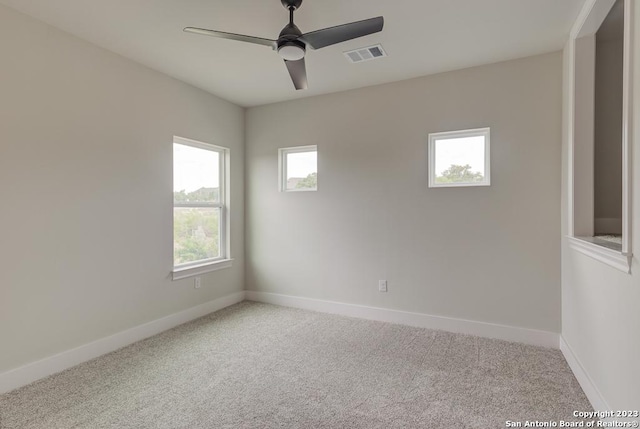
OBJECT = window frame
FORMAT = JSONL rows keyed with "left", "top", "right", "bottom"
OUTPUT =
{"left": 172, "top": 136, "right": 231, "bottom": 280}
{"left": 428, "top": 127, "right": 491, "bottom": 188}
{"left": 278, "top": 145, "right": 318, "bottom": 192}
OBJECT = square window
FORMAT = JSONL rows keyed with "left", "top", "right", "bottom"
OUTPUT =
{"left": 278, "top": 145, "right": 317, "bottom": 192}
{"left": 428, "top": 128, "right": 490, "bottom": 188}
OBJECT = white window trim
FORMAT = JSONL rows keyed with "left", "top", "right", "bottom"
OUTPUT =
{"left": 278, "top": 145, "right": 318, "bottom": 192}
{"left": 565, "top": 0, "right": 633, "bottom": 274}
{"left": 428, "top": 127, "right": 491, "bottom": 188}
{"left": 172, "top": 259, "right": 233, "bottom": 281}
{"left": 172, "top": 136, "right": 232, "bottom": 280}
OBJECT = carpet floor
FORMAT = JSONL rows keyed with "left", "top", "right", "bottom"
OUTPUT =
{"left": 0, "top": 301, "right": 591, "bottom": 428}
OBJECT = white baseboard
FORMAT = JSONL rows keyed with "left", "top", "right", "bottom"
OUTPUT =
{"left": 0, "top": 291, "right": 246, "bottom": 394}
{"left": 245, "top": 291, "right": 559, "bottom": 349}
{"left": 559, "top": 336, "right": 610, "bottom": 412}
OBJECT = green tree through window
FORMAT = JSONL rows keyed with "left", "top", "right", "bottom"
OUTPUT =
{"left": 295, "top": 172, "right": 317, "bottom": 190}
{"left": 173, "top": 188, "right": 220, "bottom": 265}
{"left": 436, "top": 164, "right": 484, "bottom": 184}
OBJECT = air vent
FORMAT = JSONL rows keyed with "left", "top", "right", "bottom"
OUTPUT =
{"left": 344, "top": 44, "right": 387, "bottom": 63}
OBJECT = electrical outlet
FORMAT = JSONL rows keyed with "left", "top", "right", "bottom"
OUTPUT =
{"left": 194, "top": 277, "right": 202, "bottom": 289}
{"left": 378, "top": 280, "right": 388, "bottom": 293}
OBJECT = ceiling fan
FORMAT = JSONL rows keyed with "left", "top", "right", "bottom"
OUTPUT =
{"left": 184, "top": 0, "right": 384, "bottom": 90}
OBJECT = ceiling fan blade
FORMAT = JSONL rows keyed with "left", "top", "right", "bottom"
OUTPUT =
{"left": 284, "top": 58, "right": 308, "bottom": 90}
{"left": 299, "top": 16, "right": 384, "bottom": 50}
{"left": 184, "top": 27, "right": 276, "bottom": 48}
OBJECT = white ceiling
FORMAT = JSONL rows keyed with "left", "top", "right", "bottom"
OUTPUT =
{"left": 0, "top": 0, "right": 585, "bottom": 107}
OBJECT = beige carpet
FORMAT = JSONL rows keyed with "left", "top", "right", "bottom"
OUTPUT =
{"left": 0, "top": 301, "right": 591, "bottom": 428}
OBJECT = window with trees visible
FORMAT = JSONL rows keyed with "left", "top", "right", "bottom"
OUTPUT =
{"left": 428, "top": 128, "right": 490, "bottom": 188}
{"left": 173, "top": 137, "right": 228, "bottom": 269}
{"left": 279, "top": 145, "right": 317, "bottom": 192}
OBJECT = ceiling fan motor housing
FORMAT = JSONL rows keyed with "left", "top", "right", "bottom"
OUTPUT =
{"left": 277, "top": 23, "right": 306, "bottom": 61}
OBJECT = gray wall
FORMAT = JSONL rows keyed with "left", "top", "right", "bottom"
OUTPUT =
{"left": 561, "top": 3, "right": 640, "bottom": 409}
{"left": 0, "top": 4, "right": 244, "bottom": 374}
{"left": 594, "top": 24, "right": 623, "bottom": 235}
{"left": 246, "top": 52, "right": 563, "bottom": 333}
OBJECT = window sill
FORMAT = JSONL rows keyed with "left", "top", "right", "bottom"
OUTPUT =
{"left": 282, "top": 188, "right": 317, "bottom": 193}
{"left": 566, "top": 236, "right": 631, "bottom": 274}
{"left": 429, "top": 182, "right": 491, "bottom": 188}
{"left": 172, "top": 259, "right": 233, "bottom": 281}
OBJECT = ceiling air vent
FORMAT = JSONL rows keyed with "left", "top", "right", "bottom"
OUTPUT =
{"left": 344, "top": 44, "right": 387, "bottom": 63}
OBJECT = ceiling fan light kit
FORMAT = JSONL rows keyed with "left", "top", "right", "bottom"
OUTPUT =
{"left": 184, "top": 0, "right": 384, "bottom": 90}
{"left": 278, "top": 43, "right": 306, "bottom": 61}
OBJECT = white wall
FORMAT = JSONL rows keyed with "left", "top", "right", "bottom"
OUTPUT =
{"left": 246, "top": 52, "right": 563, "bottom": 333}
{"left": 561, "top": 1, "right": 640, "bottom": 409}
{"left": 0, "top": 4, "right": 244, "bottom": 374}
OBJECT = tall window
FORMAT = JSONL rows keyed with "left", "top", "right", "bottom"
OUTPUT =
{"left": 173, "top": 137, "right": 228, "bottom": 271}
